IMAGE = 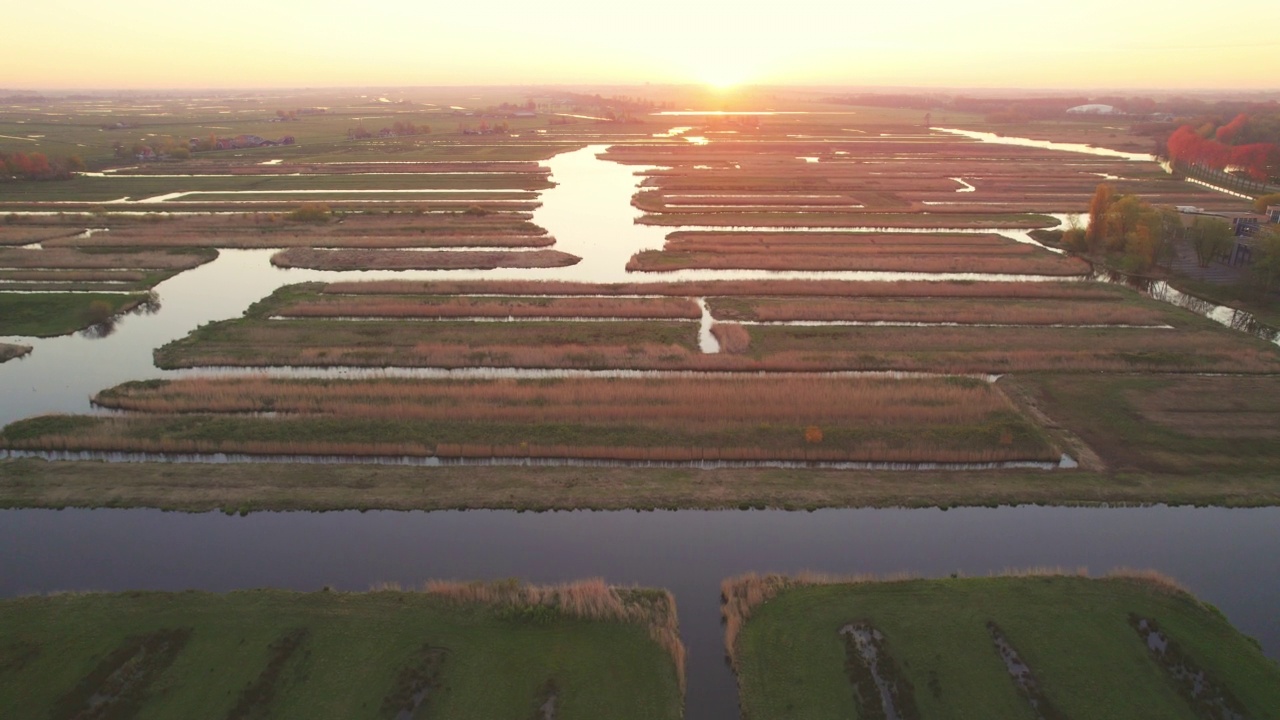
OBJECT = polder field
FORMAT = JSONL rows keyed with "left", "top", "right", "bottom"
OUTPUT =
{"left": 0, "top": 581, "right": 685, "bottom": 720}
{"left": 724, "top": 573, "right": 1280, "bottom": 720}
{"left": 3, "top": 87, "right": 1280, "bottom": 719}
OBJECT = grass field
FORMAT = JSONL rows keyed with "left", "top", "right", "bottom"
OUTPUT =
{"left": 1007, "top": 374, "right": 1280, "bottom": 475}
{"left": 0, "top": 582, "right": 684, "bottom": 720}
{"left": 727, "top": 573, "right": 1280, "bottom": 720}
{"left": 0, "top": 292, "right": 152, "bottom": 337}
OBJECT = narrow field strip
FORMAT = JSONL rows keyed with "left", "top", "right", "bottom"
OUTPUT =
{"left": 1, "top": 375, "right": 1061, "bottom": 465}
{"left": 275, "top": 295, "right": 701, "bottom": 320}
{"left": 269, "top": 248, "right": 581, "bottom": 271}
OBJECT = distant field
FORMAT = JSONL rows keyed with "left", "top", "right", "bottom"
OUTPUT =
{"left": 727, "top": 573, "right": 1280, "bottom": 720}
{"left": 147, "top": 309, "right": 1280, "bottom": 374}
{"left": 707, "top": 295, "right": 1171, "bottom": 326}
{"left": 0, "top": 582, "right": 684, "bottom": 720}
{"left": 627, "top": 232, "right": 1089, "bottom": 275}
{"left": 270, "top": 248, "right": 581, "bottom": 271}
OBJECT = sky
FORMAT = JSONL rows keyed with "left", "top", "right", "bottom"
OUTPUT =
{"left": 4, "top": 0, "right": 1279, "bottom": 91}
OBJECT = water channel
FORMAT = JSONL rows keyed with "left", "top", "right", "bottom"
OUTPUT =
{"left": 2, "top": 131, "right": 1279, "bottom": 718}
{"left": 0, "top": 506, "right": 1276, "bottom": 720}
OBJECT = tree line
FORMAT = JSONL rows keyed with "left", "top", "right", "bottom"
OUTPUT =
{"left": 0, "top": 152, "right": 84, "bottom": 181}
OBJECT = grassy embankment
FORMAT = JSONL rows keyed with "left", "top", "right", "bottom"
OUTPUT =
{"left": 2, "top": 375, "right": 1056, "bottom": 464}
{"left": 726, "top": 572, "right": 1280, "bottom": 720}
{"left": 4, "top": 458, "right": 1279, "bottom": 512}
{"left": 0, "top": 581, "right": 684, "bottom": 720}
{"left": 0, "top": 293, "right": 152, "bottom": 337}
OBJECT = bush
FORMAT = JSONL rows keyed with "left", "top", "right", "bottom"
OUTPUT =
{"left": 285, "top": 204, "right": 332, "bottom": 223}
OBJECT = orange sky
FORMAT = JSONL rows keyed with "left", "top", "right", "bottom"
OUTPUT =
{"left": 4, "top": 0, "right": 1278, "bottom": 90}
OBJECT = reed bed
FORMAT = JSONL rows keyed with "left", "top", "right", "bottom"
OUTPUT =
{"left": 0, "top": 248, "right": 216, "bottom": 271}
{"left": 93, "top": 376, "right": 1016, "bottom": 426}
{"left": 625, "top": 249, "right": 1088, "bottom": 276}
{"left": 111, "top": 161, "right": 549, "bottom": 175}
{"left": 742, "top": 325, "right": 1280, "bottom": 374}
{"left": 276, "top": 296, "right": 701, "bottom": 320}
{"left": 45, "top": 213, "right": 549, "bottom": 249}
{"left": 710, "top": 324, "right": 751, "bottom": 354}
{"left": 321, "top": 279, "right": 1128, "bottom": 301}
{"left": 0, "top": 227, "right": 84, "bottom": 246}
{"left": 270, "top": 248, "right": 581, "bottom": 271}
{"left": 708, "top": 297, "right": 1168, "bottom": 326}
{"left": 664, "top": 231, "right": 1019, "bottom": 248}
{"left": 53, "top": 234, "right": 555, "bottom": 250}
{"left": 0, "top": 269, "right": 151, "bottom": 282}
{"left": 151, "top": 316, "right": 1278, "bottom": 374}
{"left": 636, "top": 212, "right": 1057, "bottom": 229}
{"left": 421, "top": 579, "right": 685, "bottom": 694}
{"left": 2, "top": 375, "right": 1063, "bottom": 465}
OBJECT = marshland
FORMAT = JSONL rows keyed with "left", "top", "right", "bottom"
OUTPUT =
{"left": 2, "top": 87, "right": 1279, "bottom": 718}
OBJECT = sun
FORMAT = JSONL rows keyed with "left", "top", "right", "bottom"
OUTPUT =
{"left": 687, "top": 55, "right": 753, "bottom": 92}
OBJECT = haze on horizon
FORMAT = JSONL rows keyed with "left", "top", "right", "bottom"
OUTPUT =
{"left": 4, "top": 0, "right": 1279, "bottom": 91}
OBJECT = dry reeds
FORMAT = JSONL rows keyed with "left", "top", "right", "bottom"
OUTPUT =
{"left": 321, "top": 279, "right": 1127, "bottom": 301}
{"left": 709, "top": 297, "right": 1166, "bottom": 326}
{"left": 91, "top": 376, "right": 1018, "bottom": 426}
{"left": 422, "top": 579, "right": 686, "bottom": 695}
{"left": 0, "top": 248, "right": 214, "bottom": 271}
{"left": 277, "top": 296, "right": 701, "bottom": 320}
{"left": 710, "top": 324, "right": 751, "bottom": 354}
{"left": 270, "top": 248, "right": 580, "bottom": 271}
{"left": 625, "top": 249, "right": 1087, "bottom": 276}
{"left": 720, "top": 572, "right": 911, "bottom": 668}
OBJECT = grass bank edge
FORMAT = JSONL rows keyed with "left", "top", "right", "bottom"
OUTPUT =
{"left": 3, "top": 459, "right": 1279, "bottom": 511}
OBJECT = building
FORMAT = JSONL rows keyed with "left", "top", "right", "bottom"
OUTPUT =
{"left": 1066, "top": 104, "right": 1122, "bottom": 115}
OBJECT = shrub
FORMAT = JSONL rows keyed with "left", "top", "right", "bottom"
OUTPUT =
{"left": 285, "top": 204, "right": 332, "bottom": 223}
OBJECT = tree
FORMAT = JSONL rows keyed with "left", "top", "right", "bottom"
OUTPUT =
{"left": 1254, "top": 193, "right": 1280, "bottom": 215}
{"left": 1247, "top": 226, "right": 1280, "bottom": 297}
{"left": 1085, "top": 183, "right": 1115, "bottom": 251}
{"left": 1188, "top": 217, "right": 1233, "bottom": 268}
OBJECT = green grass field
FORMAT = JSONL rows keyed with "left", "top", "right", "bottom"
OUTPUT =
{"left": 729, "top": 574, "right": 1280, "bottom": 720}
{"left": 0, "top": 584, "right": 683, "bottom": 720}
{"left": 0, "top": 292, "right": 151, "bottom": 337}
